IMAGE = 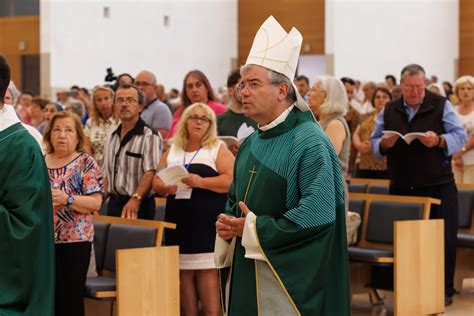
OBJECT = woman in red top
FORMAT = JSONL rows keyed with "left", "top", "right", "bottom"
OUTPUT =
{"left": 167, "top": 70, "right": 227, "bottom": 138}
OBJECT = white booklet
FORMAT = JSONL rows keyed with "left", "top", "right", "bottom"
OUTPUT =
{"left": 382, "top": 130, "right": 426, "bottom": 145}
{"left": 219, "top": 123, "right": 255, "bottom": 147}
{"left": 156, "top": 165, "right": 189, "bottom": 186}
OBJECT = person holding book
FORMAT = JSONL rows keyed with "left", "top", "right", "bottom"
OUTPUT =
{"left": 217, "top": 69, "right": 257, "bottom": 155}
{"left": 153, "top": 102, "right": 234, "bottom": 316}
{"left": 371, "top": 63, "right": 467, "bottom": 306}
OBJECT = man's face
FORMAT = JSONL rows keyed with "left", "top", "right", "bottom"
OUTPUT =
{"left": 343, "top": 82, "right": 354, "bottom": 101}
{"left": 116, "top": 88, "right": 143, "bottom": 122}
{"left": 295, "top": 79, "right": 309, "bottom": 97}
{"left": 239, "top": 66, "right": 282, "bottom": 124}
{"left": 135, "top": 72, "right": 156, "bottom": 103}
{"left": 401, "top": 73, "right": 426, "bottom": 107}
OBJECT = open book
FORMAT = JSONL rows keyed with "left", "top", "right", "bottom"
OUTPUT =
{"left": 156, "top": 165, "right": 189, "bottom": 186}
{"left": 219, "top": 123, "right": 255, "bottom": 147}
{"left": 382, "top": 130, "right": 426, "bottom": 145}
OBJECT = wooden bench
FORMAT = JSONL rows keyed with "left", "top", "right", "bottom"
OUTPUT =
{"left": 348, "top": 193, "right": 444, "bottom": 316}
{"left": 454, "top": 184, "right": 474, "bottom": 292}
{"left": 86, "top": 215, "right": 179, "bottom": 315}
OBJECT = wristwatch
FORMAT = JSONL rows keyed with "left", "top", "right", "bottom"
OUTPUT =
{"left": 132, "top": 192, "right": 142, "bottom": 201}
{"left": 66, "top": 195, "right": 75, "bottom": 207}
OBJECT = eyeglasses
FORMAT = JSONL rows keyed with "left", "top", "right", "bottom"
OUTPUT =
{"left": 235, "top": 80, "right": 276, "bottom": 95}
{"left": 116, "top": 97, "right": 138, "bottom": 105}
{"left": 135, "top": 81, "right": 154, "bottom": 88}
{"left": 188, "top": 115, "right": 211, "bottom": 123}
{"left": 403, "top": 84, "right": 425, "bottom": 91}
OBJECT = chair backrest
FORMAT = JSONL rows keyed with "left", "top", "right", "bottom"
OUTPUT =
{"left": 104, "top": 224, "right": 157, "bottom": 271}
{"left": 367, "top": 184, "right": 390, "bottom": 195}
{"left": 348, "top": 183, "right": 368, "bottom": 193}
{"left": 155, "top": 203, "right": 166, "bottom": 221}
{"left": 366, "top": 201, "right": 424, "bottom": 244}
{"left": 458, "top": 189, "right": 474, "bottom": 228}
{"left": 349, "top": 199, "right": 366, "bottom": 240}
{"left": 93, "top": 222, "right": 111, "bottom": 271}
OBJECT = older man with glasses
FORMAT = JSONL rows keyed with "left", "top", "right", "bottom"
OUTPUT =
{"left": 371, "top": 63, "right": 467, "bottom": 306}
{"left": 102, "top": 84, "right": 162, "bottom": 220}
{"left": 135, "top": 70, "right": 172, "bottom": 138}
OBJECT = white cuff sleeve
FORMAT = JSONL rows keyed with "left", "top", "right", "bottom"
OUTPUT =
{"left": 241, "top": 212, "right": 265, "bottom": 261}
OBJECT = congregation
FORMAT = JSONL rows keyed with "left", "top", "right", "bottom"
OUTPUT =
{"left": 1, "top": 37, "right": 473, "bottom": 314}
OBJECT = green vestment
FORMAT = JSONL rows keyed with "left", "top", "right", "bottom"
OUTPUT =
{"left": 221, "top": 108, "right": 351, "bottom": 315}
{"left": 0, "top": 123, "right": 55, "bottom": 315}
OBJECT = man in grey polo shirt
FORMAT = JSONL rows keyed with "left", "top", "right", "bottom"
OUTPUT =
{"left": 135, "top": 70, "right": 172, "bottom": 138}
{"left": 102, "top": 84, "right": 162, "bottom": 219}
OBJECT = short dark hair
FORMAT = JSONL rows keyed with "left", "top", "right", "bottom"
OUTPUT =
{"left": 385, "top": 74, "right": 397, "bottom": 85}
{"left": 116, "top": 84, "right": 145, "bottom": 105}
{"left": 0, "top": 55, "right": 11, "bottom": 102}
{"left": 295, "top": 75, "right": 309, "bottom": 85}
{"left": 340, "top": 77, "right": 355, "bottom": 86}
{"left": 227, "top": 69, "right": 241, "bottom": 88}
{"left": 371, "top": 87, "right": 392, "bottom": 105}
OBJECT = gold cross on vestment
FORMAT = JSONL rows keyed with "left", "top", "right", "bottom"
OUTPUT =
{"left": 240, "top": 165, "right": 257, "bottom": 217}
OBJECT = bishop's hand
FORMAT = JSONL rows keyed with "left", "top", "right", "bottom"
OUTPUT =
{"left": 216, "top": 201, "right": 251, "bottom": 239}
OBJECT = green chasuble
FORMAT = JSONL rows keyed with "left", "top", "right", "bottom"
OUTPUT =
{"left": 0, "top": 123, "right": 55, "bottom": 315}
{"left": 221, "top": 108, "right": 351, "bottom": 315}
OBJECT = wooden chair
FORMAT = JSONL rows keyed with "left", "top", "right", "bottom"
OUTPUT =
{"left": 454, "top": 184, "right": 474, "bottom": 292}
{"left": 86, "top": 216, "right": 178, "bottom": 315}
{"left": 348, "top": 193, "right": 444, "bottom": 315}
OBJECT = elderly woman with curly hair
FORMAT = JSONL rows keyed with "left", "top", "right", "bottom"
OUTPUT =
{"left": 43, "top": 111, "right": 103, "bottom": 316}
{"left": 153, "top": 102, "right": 234, "bottom": 316}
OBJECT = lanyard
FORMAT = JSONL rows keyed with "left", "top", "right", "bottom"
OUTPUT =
{"left": 183, "top": 147, "right": 202, "bottom": 171}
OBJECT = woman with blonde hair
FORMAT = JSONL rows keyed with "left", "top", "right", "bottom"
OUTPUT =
{"left": 153, "top": 102, "right": 234, "bottom": 316}
{"left": 84, "top": 86, "right": 119, "bottom": 165}
{"left": 452, "top": 75, "right": 474, "bottom": 183}
{"left": 308, "top": 75, "right": 350, "bottom": 176}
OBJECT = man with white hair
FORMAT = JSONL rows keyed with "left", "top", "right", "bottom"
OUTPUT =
{"left": 0, "top": 55, "right": 54, "bottom": 315}
{"left": 215, "top": 16, "right": 350, "bottom": 315}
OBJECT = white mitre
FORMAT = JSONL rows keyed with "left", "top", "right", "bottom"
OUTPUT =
{"left": 245, "top": 16, "right": 311, "bottom": 113}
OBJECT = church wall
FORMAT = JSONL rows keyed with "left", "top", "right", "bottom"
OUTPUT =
{"left": 40, "top": 0, "right": 238, "bottom": 95}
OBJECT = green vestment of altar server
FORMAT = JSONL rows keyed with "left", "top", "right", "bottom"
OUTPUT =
{"left": 221, "top": 107, "right": 351, "bottom": 315}
{"left": 0, "top": 122, "right": 55, "bottom": 315}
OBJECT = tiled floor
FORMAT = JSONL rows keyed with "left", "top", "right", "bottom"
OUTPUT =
{"left": 352, "top": 278, "right": 474, "bottom": 316}
{"left": 86, "top": 279, "right": 474, "bottom": 315}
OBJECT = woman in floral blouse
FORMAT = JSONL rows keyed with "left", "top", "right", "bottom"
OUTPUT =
{"left": 44, "top": 111, "right": 103, "bottom": 316}
{"left": 352, "top": 87, "right": 392, "bottom": 179}
{"left": 84, "top": 86, "right": 120, "bottom": 166}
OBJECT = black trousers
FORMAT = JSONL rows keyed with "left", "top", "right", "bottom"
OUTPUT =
{"left": 55, "top": 242, "right": 92, "bottom": 316}
{"left": 390, "top": 181, "right": 458, "bottom": 297}
{"left": 107, "top": 194, "right": 156, "bottom": 220}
